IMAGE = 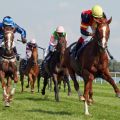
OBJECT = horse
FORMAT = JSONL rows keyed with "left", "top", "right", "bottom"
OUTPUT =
{"left": 0, "top": 26, "right": 18, "bottom": 107}
{"left": 37, "top": 62, "right": 71, "bottom": 94}
{"left": 19, "top": 44, "right": 39, "bottom": 93}
{"left": 39, "top": 37, "right": 71, "bottom": 101}
{"left": 63, "top": 17, "right": 120, "bottom": 115}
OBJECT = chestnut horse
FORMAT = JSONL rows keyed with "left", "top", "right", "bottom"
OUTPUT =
{"left": 19, "top": 45, "right": 39, "bottom": 93}
{"left": 64, "top": 17, "right": 120, "bottom": 115}
{"left": 40, "top": 37, "right": 71, "bottom": 101}
{"left": 0, "top": 26, "right": 18, "bottom": 107}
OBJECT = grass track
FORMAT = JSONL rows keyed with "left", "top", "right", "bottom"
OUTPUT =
{"left": 0, "top": 80, "right": 120, "bottom": 120}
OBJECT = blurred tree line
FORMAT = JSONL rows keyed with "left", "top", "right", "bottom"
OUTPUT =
{"left": 16, "top": 59, "right": 120, "bottom": 72}
{"left": 109, "top": 60, "right": 120, "bottom": 72}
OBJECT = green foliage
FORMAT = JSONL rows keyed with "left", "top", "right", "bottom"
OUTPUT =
{"left": 0, "top": 80, "right": 120, "bottom": 120}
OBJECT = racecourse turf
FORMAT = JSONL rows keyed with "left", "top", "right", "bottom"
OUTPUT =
{"left": 0, "top": 79, "right": 120, "bottom": 120}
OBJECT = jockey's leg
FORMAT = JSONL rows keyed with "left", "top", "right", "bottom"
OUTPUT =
{"left": 44, "top": 51, "right": 53, "bottom": 63}
{"left": 0, "top": 47, "right": 4, "bottom": 57}
{"left": 75, "top": 34, "right": 89, "bottom": 59}
{"left": 13, "top": 47, "right": 20, "bottom": 61}
{"left": 75, "top": 37, "right": 84, "bottom": 58}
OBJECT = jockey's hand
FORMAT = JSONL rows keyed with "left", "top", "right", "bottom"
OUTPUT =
{"left": 89, "top": 33, "right": 95, "bottom": 37}
{"left": 22, "top": 38, "right": 27, "bottom": 44}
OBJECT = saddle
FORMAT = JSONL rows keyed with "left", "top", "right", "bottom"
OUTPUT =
{"left": 70, "top": 41, "right": 89, "bottom": 58}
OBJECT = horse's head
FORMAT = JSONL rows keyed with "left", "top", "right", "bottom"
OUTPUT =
{"left": 56, "top": 36, "right": 67, "bottom": 54}
{"left": 3, "top": 26, "right": 15, "bottom": 54}
{"left": 30, "top": 44, "right": 38, "bottom": 65}
{"left": 94, "top": 17, "right": 112, "bottom": 50}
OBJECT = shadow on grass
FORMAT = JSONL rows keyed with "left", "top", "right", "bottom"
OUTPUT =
{"left": 25, "top": 108, "right": 72, "bottom": 115}
{"left": 15, "top": 96, "right": 54, "bottom": 102}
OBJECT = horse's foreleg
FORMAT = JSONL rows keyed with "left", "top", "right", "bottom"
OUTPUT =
{"left": 0, "top": 72, "right": 8, "bottom": 100}
{"left": 33, "top": 76, "right": 37, "bottom": 92}
{"left": 8, "top": 73, "right": 18, "bottom": 102}
{"left": 29, "top": 74, "right": 34, "bottom": 93}
{"left": 26, "top": 77, "right": 29, "bottom": 88}
{"left": 12, "top": 71, "right": 18, "bottom": 94}
{"left": 89, "top": 81, "right": 94, "bottom": 104}
{"left": 41, "top": 77, "right": 48, "bottom": 95}
{"left": 20, "top": 74, "right": 24, "bottom": 92}
{"left": 82, "top": 69, "right": 95, "bottom": 115}
{"left": 53, "top": 74, "right": 59, "bottom": 102}
{"left": 6, "top": 77, "right": 11, "bottom": 96}
{"left": 102, "top": 69, "right": 120, "bottom": 97}
{"left": 63, "top": 75, "right": 71, "bottom": 96}
{"left": 37, "top": 74, "right": 41, "bottom": 93}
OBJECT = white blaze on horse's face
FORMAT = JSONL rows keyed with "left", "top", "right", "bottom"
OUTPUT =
{"left": 101, "top": 26, "right": 107, "bottom": 48}
{"left": 7, "top": 33, "right": 12, "bottom": 50}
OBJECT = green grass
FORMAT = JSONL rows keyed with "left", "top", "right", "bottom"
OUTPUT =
{"left": 0, "top": 80, "right": 120, "bottom": 120}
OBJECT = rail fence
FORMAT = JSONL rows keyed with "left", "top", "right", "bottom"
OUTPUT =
{"left": 76, "top": 72, "right": 120, "bottom": 84}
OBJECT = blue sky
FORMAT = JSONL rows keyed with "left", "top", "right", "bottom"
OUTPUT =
{"left": 0, "top": 0, "right": 120, "bottom": 60}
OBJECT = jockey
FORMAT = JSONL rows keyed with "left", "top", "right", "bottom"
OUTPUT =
{"left": 0, "top": 16, "right": 27, "bottom": 60}
{"left": 44, "top": 26, "right": 67, "bottom": 62}
{"left": 25, "top": 38, "right": 37, "bottom": 61}
{"left": 22, "top": 38, "right": 37, "bottom": 72}
{"left": 75, "top": 5, "right": 113, "bottom": 59}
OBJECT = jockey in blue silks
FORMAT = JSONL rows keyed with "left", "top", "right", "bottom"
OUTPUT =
{"left": 0, "top": 16, "right": 27, "bottom": 60}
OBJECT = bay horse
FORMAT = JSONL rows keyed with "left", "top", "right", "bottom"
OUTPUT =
{"left": 19, "top": 43, "right": 39, "bottom": 93}
{"left": 40, "top": 37, "right": 71, "bottom": 101}
{"left": 63, "top": 17, "right": 120, "bottom": 115}
{"left": 37, "top": 62, "right": 71, "bottom": 94}
{"left": 0, "top": 26, "right": 18, "bottom": 107}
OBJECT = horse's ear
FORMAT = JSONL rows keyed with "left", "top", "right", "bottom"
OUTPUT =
{"left": 107, "top": 17, "right": 112, "bottom": 24}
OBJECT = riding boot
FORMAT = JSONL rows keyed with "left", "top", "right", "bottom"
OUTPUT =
{"left": 75, "top": 42, "right": 82, "bottom": 59}
{"left": 106, "top": 48, "right": 114, "bottom": 60}
{"left": 0, "top": 47, "right": 4, "bottom": 58}
{"left": 13, "top": 47, "right": 20, "bottom": 61}
{"left": 44, "top": 51, "right": 52, "bottom": 63}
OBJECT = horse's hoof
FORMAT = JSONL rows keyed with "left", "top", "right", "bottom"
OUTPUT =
{"left": 26, "top": 85, "right": 29, "bottom": 88}
{"left": 56, "top": 98, "right": 59, "bottom": 102}
{"left": 41, "top": 90, "right": 45, "bottom": 95}
{"left": 68, "top": 92, "right": 71, "bottom": 96}
{"left": 31, "top": 91, "right": 34, "bottom": 94}
{"left": 88, "top": 99, "right": 94, "bottom": 105}
{"left": 4, "top": 101, "right": 10, "bottom": 107}
{"left": 116, "top": 93, "right": 120, "bottom": 98}
{"left": 79, "top": 96, "right": 85, "bottom": 101}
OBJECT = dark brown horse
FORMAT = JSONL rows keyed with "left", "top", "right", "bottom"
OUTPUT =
{"left": 64, "top": 17, "right": 120, "bottom": 115}
{"left": 0, "top": 26, "right": 18, "bottom": 107}
{"left": 40, "top": 37, "right": 71, "bottom": 101}
{"left": 19, "top": 45, "right": 39, "bottom": 93}
{"left": 37, "top": 63, "right": 71, "bottom": 94}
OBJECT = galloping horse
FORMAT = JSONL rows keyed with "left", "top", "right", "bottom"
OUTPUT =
{"left": 37, "top": 63, "right": 71, "bottom": 94}
{"left": 64, "top": 17, "right": 120, "bottom": 115}
{"left": 40, "top": 37, "right": 71, "bottom": 101}
{"left": 19, "top": 44, "right": 39, "bottom": 93}
{"left": 0, "top": 26, "right": 18, "bottom": 107}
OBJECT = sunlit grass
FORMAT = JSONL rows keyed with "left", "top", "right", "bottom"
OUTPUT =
{"left": 0, "top": 79, "right": 120, "bottom": 120}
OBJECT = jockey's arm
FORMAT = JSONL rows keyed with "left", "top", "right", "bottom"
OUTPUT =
{"left": 80, "top": 23, "right": 91, "bottom": 36}
{"left": 15, "top": 24, "right": 27, "bottom": 42}
{"left": 49, "top": 35, "right": 57, "bottom": 47}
